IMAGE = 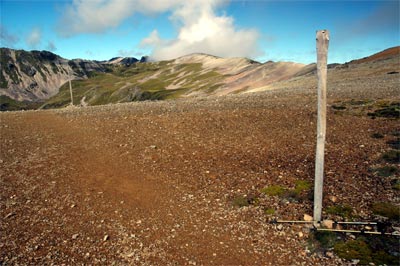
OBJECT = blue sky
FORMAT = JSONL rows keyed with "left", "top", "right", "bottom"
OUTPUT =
{"left": 0, "top": 0, "right": 399, "bottom": 64}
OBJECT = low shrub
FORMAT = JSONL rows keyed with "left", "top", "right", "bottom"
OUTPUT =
{"left": 391, "top": 179, "right": 400, "bottom": 190}
{"left": 367, "top": 102, "right": 400, "bottom": 118}
{"left": 232, "top": 196, "right": 250, "bottom": 208}
{"left": 326, "top": 204, "right": 353, "bottom": 218}
{"left": 260, "top": 185, "right": 286, "bottom": 197}
{"left": 386, "top": 138, "right": 400, "bottom": 149}
{"left": 334, "top": 237, "right": 398, "bottom": 265}
{"left": 374, "top": 165, "right": 398, "bottom": 177}
{"left": 372, "top": 202, "right": 400, "bottom": 220}
{"left": 294, "top": 180, "right": 311, "bottom": 194}
{"left": 264, "top": 208, "right": 275, "bottom": 215}
{"left": 334, "top": 239, "right": 372, "bottom": 265}
{"left": 370, "top": 132, "right": 384, "bottom": 139}
{"left": 381, "top": 150, "right": 400, "bottom": 163}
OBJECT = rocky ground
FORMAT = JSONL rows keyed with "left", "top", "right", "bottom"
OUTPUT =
{"left": 1, "top": 72, "right": 399, "bottom": 265}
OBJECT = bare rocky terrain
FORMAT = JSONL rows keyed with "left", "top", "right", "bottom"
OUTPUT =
{"left": 1, "top": 78, "right": 399, "bottom": 265}
{"left": 1, "top": 49, "right": 399, "bottom": 265}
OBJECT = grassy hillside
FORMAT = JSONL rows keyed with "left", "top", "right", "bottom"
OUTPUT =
{"left": 41, "top": 60, "right": 225, "bottom": 109}
{"left": 0, "top": 95, "right": 42, "bottom": 111}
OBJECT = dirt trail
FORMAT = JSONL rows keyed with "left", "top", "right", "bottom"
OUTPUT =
{"left": 1, "top": 91, "right": 399, "bottom": 265}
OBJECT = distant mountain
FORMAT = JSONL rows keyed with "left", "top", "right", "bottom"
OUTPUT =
{"left": 0, "top": 48, "right": 108, "bottom": 102}
{"left": 0, "top": 48, "right": 151, "bottom": 103}
{"left": 0, "top": 46, "right": 399, "bottom": 111}
{"left": 106, "top": 57, "right": 139, "bottom": 65}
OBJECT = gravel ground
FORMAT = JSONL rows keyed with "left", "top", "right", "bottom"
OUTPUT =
{"left": 1, "top": 66, "right": 399, "bottom": 265}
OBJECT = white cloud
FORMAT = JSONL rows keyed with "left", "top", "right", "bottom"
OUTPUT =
{"left": 26, "top": 27, "right": 42, "bottom": 48}
{"left": 139, "top": 30, "right": 162, "bottom": 47}
{"left": 146, "top": 3, "right": 260, "bottom": 60}
{"left": 58, "top": 0, "right": 135, "bottom": 36}
{"left": 46, "top": 41, "right": 57, "bottom": 51}
{"left": 0, "top": 24, "right": 19, "bottom": 47}
{"left": 57, "top": 0, "right": 261, "bottom": 59}
{"left": 57, "top": 0, "right": 187, "bottom": 36}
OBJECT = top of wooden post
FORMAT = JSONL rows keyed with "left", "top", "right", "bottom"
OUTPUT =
{"left": 316, "top": 30, "right": 330, "bottom": 54}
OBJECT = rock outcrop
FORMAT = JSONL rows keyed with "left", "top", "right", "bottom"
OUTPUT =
{"left": 0, "top": 48, "right": 108, "bottom": 102}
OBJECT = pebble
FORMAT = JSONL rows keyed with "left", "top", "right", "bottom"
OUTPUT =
{"left": 277, "top": 224, "right": 283, "bottom": 231}
{"left": 126, "top": 252, "right": 135, "bottom": 258}
{"left": 321, "top": 219, "right": 334, "bottom": 229}
{"left": 103, "top": 235, "right": 109, "bottom": 241}
{"left": 328, "top": 195, "right": 338, "bottom": 203}
{"left": 325, "top": 251, "right": 334, "bottom": 258}
{"left": 5, "top": 212, "right": 15, "bottom": 219}
{"left": 72, "top": 234, "right": 80, "bottom": 239}
{"left": 303, "top": 214, "right": 313, "bottom": 222}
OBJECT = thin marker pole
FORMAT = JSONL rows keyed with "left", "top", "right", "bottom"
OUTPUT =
{"left": 69, "top": 68, "right": 74, "bottom": 106}
{"left": 314, "top": 30, "right": 330, "bottom": 224}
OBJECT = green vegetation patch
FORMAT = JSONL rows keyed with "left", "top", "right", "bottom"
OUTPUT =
{"left": 264, "top": 208, "right": 275, "bottom": 215}
{"left": 374, "top": 165, "right": 398, "bottom": 177}
{"left": 294, "top": 180, "right": 311, "bottom": 194}
{"left": 16, "top": 50, "right": 49, "bottom": 82}
{"left": 386, "top": 138, "right": 400, "bottom": 150}
{"left": 391, "top": 179, "right": 400, "bottom": 190}
{"left": 310, "top": 232, "right": 399, "bottom": 265}
{"left": 232, "top": 196, "right": 250, "bottom": 208}
{"left": 371, "top": 202, "right": 400, "bottom": 220}
{"left": 370, "top": 132, "right": 384, "bottom": 139}
{"left": 282, "top": 180, "right": 313, "bottom": 202}
{"left": 232, "top": 193, "right": 259, "bottom": 208}
{"left": 334, "top": 238, "right": 398, "bottom": 265}
{"left": 332, "top": 105, "right": 346, "bottom": 110}
{"left": 0, "top": 70, "right": 8, "bottom": 88}
{"left": 390, "top": 131, "right": 400, "bottom": 137}
{"left": 313, "top": 231, "right": 338, "bottom": 249}
{"left": 139, "top": 78, "right": 168, "bottom": 91}
{"left": 260, "top": 185, "right": 286, "bottom": 197}
{"left": 368, "top": 102, "right": 400, "bottom": 119}
{"left": 0, "top": 95, "right": 41, "bottom": 111}
{"left": 381, "top": 150, "right": 400, "bottom": 163}
{"left": 1, "top": 53, "right": 21, "bottom": 85}
{"left": 326, "top": 204, "right": 353, "bottom": 218}
{"left": 260, "top": 180, "right": 312, "bottom": 202}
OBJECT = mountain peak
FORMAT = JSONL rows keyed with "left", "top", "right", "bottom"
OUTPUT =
{"left": 107, "top": 57, "right": 139, "bottom": 65}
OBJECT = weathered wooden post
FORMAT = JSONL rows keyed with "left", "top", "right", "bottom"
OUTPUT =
{"left": 69, "top": 69, "right": 74, "bottom": 106}
{"left": 314, "top": 30, "right": 329, "bottom": 223}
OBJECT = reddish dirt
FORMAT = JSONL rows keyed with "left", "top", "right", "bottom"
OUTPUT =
{"left": 1, "top": 91, "right": 399, "bottom": 265}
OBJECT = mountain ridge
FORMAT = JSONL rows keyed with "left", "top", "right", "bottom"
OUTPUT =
{"left": 1, "top": 46, "right": 399, "bottom": 110}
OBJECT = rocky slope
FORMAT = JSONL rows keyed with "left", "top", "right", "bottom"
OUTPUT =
{"left": 0, "top": 48, "right": 306, "bottom": 108}
{"left": 0, "top": 48, "right": 108, "bottom": 101}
